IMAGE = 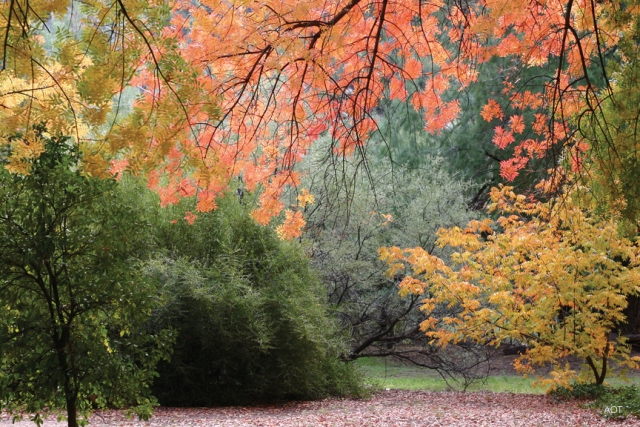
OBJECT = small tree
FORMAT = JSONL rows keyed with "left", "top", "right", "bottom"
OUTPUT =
{"left": 0, "top": 129, "right": 172, "bottom": 427}
{"left": 381, "top": 184, "right": 640, "bottom": 388}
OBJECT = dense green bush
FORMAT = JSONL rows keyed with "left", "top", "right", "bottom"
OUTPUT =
{"left": 145, "top": 191, "right": 365, "bottom": 406}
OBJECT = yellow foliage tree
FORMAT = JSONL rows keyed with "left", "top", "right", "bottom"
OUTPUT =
{"left": 0, "top": 0, "right": 213, "bottom": 179}
{"left": 380, "top": 185, "right": 640, "bottom": 388}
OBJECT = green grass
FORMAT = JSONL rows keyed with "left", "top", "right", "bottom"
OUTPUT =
{"left": 356, "top": 357, "right": 640, "bottom": 394}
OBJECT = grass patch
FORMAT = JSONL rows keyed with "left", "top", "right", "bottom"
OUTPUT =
{"left": 356, "top": 357, "right": 640, "bottom": 394}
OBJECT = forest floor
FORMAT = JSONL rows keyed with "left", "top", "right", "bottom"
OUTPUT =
{"left": 4, "top": 347, "right": 640, "bottom": 426}
{"left": 2, "top": 389, "right": 640, "bottom": 427}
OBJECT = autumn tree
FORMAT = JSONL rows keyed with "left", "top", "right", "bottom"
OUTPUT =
{"left": 2, "top": 0, "right": 634, "bottom": 233}
{"left": 0, "top": 0, "right": 216, "bottom": 172}
{"left": 0, "top": 128, "right": 172, "bottom": 427}
{"left": 381, "top": 184, "right": 640, "bottom": 388}
{"left": 157, "top": 0, "right": 631, "bottom": 210}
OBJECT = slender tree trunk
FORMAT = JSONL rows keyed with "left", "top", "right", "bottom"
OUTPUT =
{"left": 65, "top": 392, "right": 78, "bottom": 427}
{"left": 599, "top": 354, "right": 608, "bottom": 385}
{"left": 55, "top": 330, "right": 78, "bottom": 427}
{"left": 58, "top": 350, "right": 79, "bottom": 427}
{"left": 585, "top": 355, "right": 607, "bottom": 385}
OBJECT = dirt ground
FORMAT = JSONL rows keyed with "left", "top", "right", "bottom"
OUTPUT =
{"left": 2, "top": 390, "right": 640, "bottom": 426}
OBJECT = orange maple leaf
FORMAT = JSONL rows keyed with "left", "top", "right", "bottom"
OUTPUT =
{"left": 196, "top": 190, "right": 218, "bottom": 212}
{"left": 480, "top": 99, "right": 504, "bottom": 122}
{"left": 499, "top": 157, "right": 528, "bottom": 181}
{"left": 184, "top": 211, "right": 197, "bottom": 225}
{"left": 532, "top": 114, "right": 548, "bottom": 135}
{"left": 403, "top": 57, "right": 423, "bottom": 80}
{"left": 509, "top": 115, "right": 525, "bottom": 134}
{"left": 492, "top": 126, "right": 515, "bottom": 149}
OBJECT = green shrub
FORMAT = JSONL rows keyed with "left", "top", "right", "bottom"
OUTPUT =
{"left": 550, "top": 382, "right": 640, "bottom": 420}
{"left": 145, "top": 191, "right": 365, "bottom": 406}
{"left": 593, "top": 385, "right": 640, "bottom": 420}
{"left": 550, "top": 382, "right": 611, "bottom": 402}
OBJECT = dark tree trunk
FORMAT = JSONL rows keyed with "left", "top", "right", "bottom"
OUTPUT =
{"left": 65, "top": 392, "right": 78, "bottom": 427}
{"left": 586, "top": 351, "right": 608, "bottom": 385}
{"left": 55, "top": 328, "right": 78, "bottom": 427}
{"left": 59, "top": 350, "right": 79, "bottom": 427}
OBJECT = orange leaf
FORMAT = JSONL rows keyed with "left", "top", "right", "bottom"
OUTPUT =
{"left": 276, "top": 209, "right": 305, "bottom": 240}
{"left": 480, "top": 99, "right": 504, "bottom": 122}
{"left": 492, "top": 126, "right": 515, "bottom": 149}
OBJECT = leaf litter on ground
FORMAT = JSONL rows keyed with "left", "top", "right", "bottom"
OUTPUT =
{"left": 2, "top": 390, "right": 640, "bottom": 426}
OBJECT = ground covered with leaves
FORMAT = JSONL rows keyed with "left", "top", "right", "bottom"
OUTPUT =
{"left": 3, "top": 390, "right": 640, "bottom": 426}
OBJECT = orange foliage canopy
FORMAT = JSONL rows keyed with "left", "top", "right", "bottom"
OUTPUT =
{"left": 0, "top": 0, "right": 627, "bottom": 232}
{"left": 146, "top": 0, "right": 621, "bottom": 225}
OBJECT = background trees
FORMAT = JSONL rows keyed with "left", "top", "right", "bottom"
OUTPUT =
{"left": 0, "top": 129, "right": 172, "bottom": 427}
{"left": 290, "top": 136, "right": 493, "bottom": 385}
{"left": 1, "top": 0, "right": 640, "bottom": 413}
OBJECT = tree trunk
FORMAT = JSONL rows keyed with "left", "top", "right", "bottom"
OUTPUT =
{"left": 55, "top": 331, "right": 78, "bottom": 427}
{"left": 65, "top": 392, "right": 78, "bottom": 427}
{"left": 585, "top": 355, "right": 607, "bottom": 385}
